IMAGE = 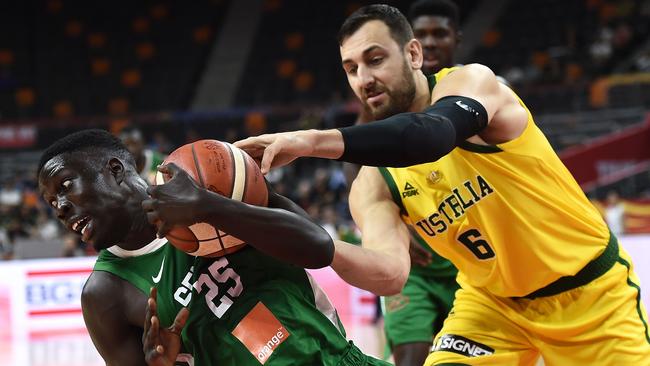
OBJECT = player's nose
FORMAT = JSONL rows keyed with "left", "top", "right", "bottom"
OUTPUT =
{"left": 357, "top": 65, "right": 375, "bottom": 88}
{"left": 54, "top": 199, "right": 73, "bottom": 220}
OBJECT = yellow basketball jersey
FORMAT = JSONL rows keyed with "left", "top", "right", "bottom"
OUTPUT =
{"left": 379, "top": 68, "right": 611, "bottom": 297}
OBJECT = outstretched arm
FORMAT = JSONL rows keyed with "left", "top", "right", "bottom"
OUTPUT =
{"left": 143, "top": 164, "right": 334, "bottom": 269}
{"left": 235, "top": 64, "right": 526, "bottom": 172}
{"left": 331, "top": 167, "right": 411, "bottom": 295}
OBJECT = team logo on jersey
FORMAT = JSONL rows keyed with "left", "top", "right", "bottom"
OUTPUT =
{"left": 152, "top": 256, "right": 165, "bottom": 284}
{"left": 402, "top": 182, "right": 419, "bottom": 198}
{"left": 427, "top": 170, "right": 443, "bottom": 184}
{"left": 232, "top": 302, "right": 290, "bottom": 364}
{"left": 433, "top": 334, "right": 494, "bottom": 357}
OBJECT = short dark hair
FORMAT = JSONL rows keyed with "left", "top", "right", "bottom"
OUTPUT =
{"left": 338, "top": 4, "right": 414, "bottom": 47}
{"left": 38, "top": 129, "right": 135, "bottom": 178}
{"left": 408, "top": 0, "right": 460, "bottom": 29}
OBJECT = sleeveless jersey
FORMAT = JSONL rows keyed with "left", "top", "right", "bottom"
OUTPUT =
{"left": 93, "top": 238, "right": 196, "bottom": 364}
{"left": 379, "top": 67, "right": 610, "bottom": 297}
{"left": 180, "top": 246, "right": 358, "bottom": 365}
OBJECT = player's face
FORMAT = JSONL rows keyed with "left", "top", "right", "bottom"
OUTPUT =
{"left": 39, "top": 152, "right": 134, "bottom": 251}
{"left": 412, "top": 15, "right": 459, "bottom": 75}
{"left": 341, "top": 20, "right": 417, "bottom": 120}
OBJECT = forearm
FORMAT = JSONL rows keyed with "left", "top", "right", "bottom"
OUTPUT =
{"left": 198, "top": 189, "right": 334, "bottom": 268}
{"left": 336, "top": 96, "right": 488, "bottom": 167}
{"left": 331, "top": 240, "right": 409, "bottom": 296}
{"left": 304, "top": 129, "right": 346, "bottom": 159}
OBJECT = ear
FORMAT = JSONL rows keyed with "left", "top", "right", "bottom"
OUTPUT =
{"left": 405, "top": 38, "right": 423, "bottom": 70}
{"left": 108, "top": 158, "right": 125, "bottom": 184}
{"left": 456, "top": 30, "right": 463, "bottom": 46}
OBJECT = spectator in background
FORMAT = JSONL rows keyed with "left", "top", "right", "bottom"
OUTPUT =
{"left": 119, "top": 126, "right": 166, "bottom": 184}
{"left": 605, "top": 190, "right": 626, "bottom": 236}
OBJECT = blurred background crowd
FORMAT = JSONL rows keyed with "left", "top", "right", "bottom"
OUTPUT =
{"left": 1, "top": 0, "right": 649, "bottom": 260}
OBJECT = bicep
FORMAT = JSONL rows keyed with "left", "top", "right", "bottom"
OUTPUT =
{"left": 430, "top": 64, "right": 504, "bottom": 123}
{"left": 82, "top": 274, "right": 148, "bottom": 366}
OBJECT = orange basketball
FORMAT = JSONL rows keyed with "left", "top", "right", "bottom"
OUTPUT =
{"left": 156, "top": 139, "right": 268, "bottom": 257}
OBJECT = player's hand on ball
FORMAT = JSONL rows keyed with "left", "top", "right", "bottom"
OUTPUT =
{"left": 234, "top": 131, "right": 316, "bottom": 174}
{"left": 143, "top": 287, "right": 189, "bottom": 366}
{"left": 142, "top": 163, "right": 206, "bottom": 238}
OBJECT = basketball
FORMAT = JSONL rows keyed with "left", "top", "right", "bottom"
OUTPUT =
{"left": 156, "top": 139, "right": 268, "bottom": 257}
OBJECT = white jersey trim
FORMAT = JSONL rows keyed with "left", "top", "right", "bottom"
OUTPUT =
{"left": 306, "top": 271, "right": 344, "bottom": 335}
{"left": 107, "top": 237, "right": 167, "bottom": 258}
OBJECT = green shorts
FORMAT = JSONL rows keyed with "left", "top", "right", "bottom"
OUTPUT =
{"left": 338, "top": 341, "right": 392, "bottom": 366}
{"left": 381, "top": 271, "right": 460, "bottom": 349}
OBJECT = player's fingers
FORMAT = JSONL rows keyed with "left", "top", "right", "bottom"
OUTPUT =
{"left": 157, "top": 222, "right": 172, "bottom": 238}
{"left": 146, "top": 211, "right": 160, "bottom": 225}
{"left": 164, "top": 162, "right": 185, "bottom": 177}
{"left": 233, "top": 136, "right": 261, "bottom": 150}
{"left": 149, "top": 288, "right": 158, "bottom": 316}
{"left": 143, "top": 297, "right": 153, "bottom": 338}
{"left": 142, "top": 198, "right": 157, "bottom": 211}
{"left": 145, "top": 314, "right": 160, "bottom": 351}
{"left": 260, "top": 143, "right": 279, "bottom": 175}
{"left": 169, "top": 308, "right": 189, "bottom": 335}
{"left": 145, "top": 185, "right": 160, "bottom": 197}
{"left": 156, "top": 163, "right": 170, "bottom": 175}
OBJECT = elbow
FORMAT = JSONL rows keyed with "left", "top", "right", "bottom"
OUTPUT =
{"left": 374, "top": 263, "right": 409, "bottom": 296}
{"left": 303, "top": 229, "right": 335, "bottom": 269}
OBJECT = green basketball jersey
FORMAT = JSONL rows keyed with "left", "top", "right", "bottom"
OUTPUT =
{"left": 181, "top": 247, "right": 383, "bottom": 365}
{"left": 93, "top": 238, "right": 196, "bottom": 365}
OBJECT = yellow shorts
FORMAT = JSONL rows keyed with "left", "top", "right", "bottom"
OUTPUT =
{"left": 425, "top": 249, "right": 650, "bottom": 366}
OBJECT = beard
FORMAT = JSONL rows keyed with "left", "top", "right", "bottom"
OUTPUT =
{"left": 363, "top": 61, "right": 416, "bottom": 120}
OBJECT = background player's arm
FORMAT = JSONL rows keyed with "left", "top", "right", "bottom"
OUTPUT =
{"left": 81, "top": 271, "right": 149, "bottom": 366}
{"left": 331, "top": 167, "right": 410, "bottom": 296}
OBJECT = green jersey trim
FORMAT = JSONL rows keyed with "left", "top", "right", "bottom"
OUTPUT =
{"left": 457, "top": 141, "right": 503, "bottom": 153}
{"left": 377, "top": 167, "right": 407, "bottom": 215}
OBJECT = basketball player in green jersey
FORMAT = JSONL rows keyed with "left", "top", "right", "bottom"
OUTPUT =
{"left": 39, "top": 129, "right": 389, "bottom": 365}
{"left": 236, "top": 5, "right": 650, "bottom": 365}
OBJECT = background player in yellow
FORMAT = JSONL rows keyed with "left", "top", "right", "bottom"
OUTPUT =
{"left": 236, "top": 4, "right": 650, "bottom": 365}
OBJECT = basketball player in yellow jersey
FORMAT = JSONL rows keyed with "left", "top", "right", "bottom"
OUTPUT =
{"left": 236, "top": 5, "right": 650, "bottom": 365}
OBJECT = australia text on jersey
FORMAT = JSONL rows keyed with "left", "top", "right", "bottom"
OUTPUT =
{"left": 414, "top": 175, "right": 494, "bottom": 237}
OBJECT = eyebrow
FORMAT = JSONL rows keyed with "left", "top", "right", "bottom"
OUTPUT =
{"left": 342, "top": 45, "right": 384, "bottom": 66}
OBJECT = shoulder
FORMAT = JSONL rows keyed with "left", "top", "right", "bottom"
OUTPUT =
{"left": 81, "top": 271, "right": 125, "bottom": 310}
{"left": 455, "top": 63, "right": 496, "bottom": 77}
{"left": 81, "top": 270, "right": 146, "bottom": 325}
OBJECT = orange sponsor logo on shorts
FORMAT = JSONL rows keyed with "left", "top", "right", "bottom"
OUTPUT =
{"left": 232, "top": 302, "right": 290, "bottom": 364}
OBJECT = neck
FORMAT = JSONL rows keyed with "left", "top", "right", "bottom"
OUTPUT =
{"left": 409, "top": 71, "right": 432, "bottom": 113}
{"left": 117, "top": 215, "right": 158, "bottom": 251}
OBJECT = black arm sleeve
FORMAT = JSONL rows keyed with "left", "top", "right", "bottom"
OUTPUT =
{"left": 337, "top": 96, "right": 488, "bottom": 167}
